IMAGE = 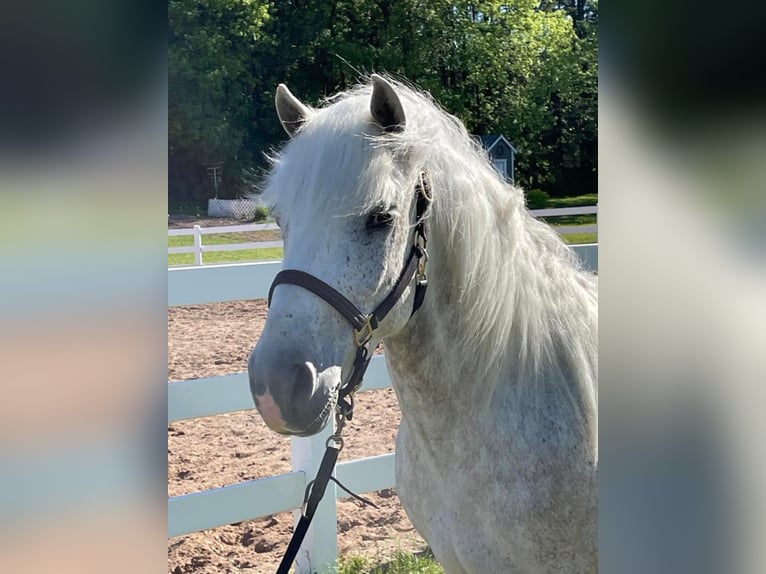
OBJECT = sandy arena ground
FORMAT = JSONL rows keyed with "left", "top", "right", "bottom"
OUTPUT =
{"left": 168, "top": 221, "right": 428, "bottom": 573}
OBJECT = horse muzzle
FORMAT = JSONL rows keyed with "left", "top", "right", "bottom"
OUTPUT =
{"left": 248, "top": 348, "right": 339, "bottom": 436}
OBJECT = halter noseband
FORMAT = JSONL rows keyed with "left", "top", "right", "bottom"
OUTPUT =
{"left": 266, "top": 172, "right": 431, "bottom": 421}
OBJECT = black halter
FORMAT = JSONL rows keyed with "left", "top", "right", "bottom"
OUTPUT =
{"left": 267, "top": 173, "right": 431, "bottom": 574}
{"left": 267, "top": 172, "right": 431, "bottom": 422}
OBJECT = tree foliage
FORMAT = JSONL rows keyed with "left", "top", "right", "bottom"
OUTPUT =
{"left": 169, "top": 0, "right": 272, "bottom": 203}
{"left": 169, "top": 0, "right": 597, "bottom": 205}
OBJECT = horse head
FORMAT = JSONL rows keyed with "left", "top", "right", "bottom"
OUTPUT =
{"left": 248, "top": 75, "right": 427, "bottom": 436}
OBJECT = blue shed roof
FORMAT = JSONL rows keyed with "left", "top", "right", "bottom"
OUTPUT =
{"left": 475, "top": 134, "right": 518, "bottom": 154}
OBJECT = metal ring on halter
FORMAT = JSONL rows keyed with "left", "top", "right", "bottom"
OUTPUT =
{"left": 334, "top": 400, "right": 352, "bottom": 430}
{"left": 326, "top": 434, "right": 344, "bottom": 450}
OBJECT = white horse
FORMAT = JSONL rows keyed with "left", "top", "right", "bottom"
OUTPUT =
{"left": 248, "top": 75, "right": 597, "bottom": 573}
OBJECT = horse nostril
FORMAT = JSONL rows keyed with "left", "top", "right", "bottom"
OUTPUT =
{"left": 248, "top": 348, "right": 320, "bottom": 412}
{"left": 248, "top": 351, "right": 267, "bottom": 396}
{"left": 290, "top": 361, "right": 317, "bottom": 402}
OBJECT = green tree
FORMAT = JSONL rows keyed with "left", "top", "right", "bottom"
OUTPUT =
{"left": 375, "top": 0, "right": 597, "bottom": 196}
{"left": 169, "top": 0, "right": 272, "bottom": 205}
{"left": 168, "top": 0, "right": 598, "bottom": 207}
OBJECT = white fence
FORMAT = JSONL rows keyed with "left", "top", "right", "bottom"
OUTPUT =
{"left": 168, "top": 206, "right": 597, "bottom": 266}
{"left": 168, "top": 222, "right": 282, "bottom": 266}
{"left": 167, "top": 244, "right": 598, "bottom": 573}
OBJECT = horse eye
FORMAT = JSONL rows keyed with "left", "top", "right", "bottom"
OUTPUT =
{"left": 365, "top": 211, "right": 395, "bottom": 230}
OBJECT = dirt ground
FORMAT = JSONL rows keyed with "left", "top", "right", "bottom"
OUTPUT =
{"left": 168, "top": 294, "right": 428, "bottom": 573}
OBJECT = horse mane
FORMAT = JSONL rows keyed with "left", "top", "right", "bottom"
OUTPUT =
{"left": 262, "top": 75, "right": 598, "bottom": 404}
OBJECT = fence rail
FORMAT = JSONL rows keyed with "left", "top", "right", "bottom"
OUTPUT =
{"left": 168, "top": 206, "right": 597, "bottom": 266}
{"left": 167, "top": 243, "right": 598, "bottom": 573}
{"left": 167, "top": 222, "right": 281, "bottom": 237}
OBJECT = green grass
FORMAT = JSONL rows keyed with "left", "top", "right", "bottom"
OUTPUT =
{"left": 543, "top": 192, "right": 598, "bottom": 241}
{"left": 546, "top": 193, "right": 598, "bottom": 208}
{"left": 335, "top": 549, "right": 444, "bottom": 574}
{"left": 168, "top": 232, "right": 272, "bottom": 248}
{"left": 562, "top": 232, "right": 597, "bottom": 244}
{"left": 543, "top": 214, "right": 596, "bottom": 226}
{"left": 537, "top": 193, "right": 598, "bottom": 227}
{"left": 168, "top": 247, "right": 283, "bottom": 266}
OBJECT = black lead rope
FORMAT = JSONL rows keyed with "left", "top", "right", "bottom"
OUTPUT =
{"left": 270, "top": 173, "right": 431, "bottom": 574}
{"left": 275, "top": 411, "right": 378, "bottom": 574}
{"left": 275, "top": 431, "right": 341, "bottom": 574}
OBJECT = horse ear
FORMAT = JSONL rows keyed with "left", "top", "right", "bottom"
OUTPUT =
{"left": 370, "top": 74, "right": 405, "bottom": 132}
{"left": 275, "top": 84, "right": 311, "bottom": 137}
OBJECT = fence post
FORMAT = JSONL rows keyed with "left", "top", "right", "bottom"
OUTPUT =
{"left": 291, "top": 420, "right": 338, "bottom": 574}
{"left": 193, "top": 225, "right": 203, "bottom": 266}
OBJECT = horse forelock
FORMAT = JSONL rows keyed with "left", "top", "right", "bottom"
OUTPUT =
{"left": 262, "top": 86, "right": 408, "bottom": 221}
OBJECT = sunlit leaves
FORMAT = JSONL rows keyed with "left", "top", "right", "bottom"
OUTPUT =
{"left": 169, "top": 0, "right": 597, "bottom": 203}
{"left": 169, "top": 0, "right": 273, "bottom": 167}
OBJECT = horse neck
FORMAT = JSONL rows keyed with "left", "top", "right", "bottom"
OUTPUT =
{"left": 384, "top": 189, "right": 598, "bottom": 425}
{"left": 384, "top": 191, "right": 521, "bottom": 413}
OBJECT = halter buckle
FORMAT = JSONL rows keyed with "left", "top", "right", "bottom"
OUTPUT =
{"left": 418, "top": 249, "right": 428, "bottom": 277}
{"left": 353, "top": 315, "right": 375, "bottom": 347}
{"left": 414, "top": 240, "right": 428, "bottom": 281}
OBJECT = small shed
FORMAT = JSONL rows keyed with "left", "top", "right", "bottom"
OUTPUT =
{"left": 477, "top": 134, "right": 518, "bottom": 184}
